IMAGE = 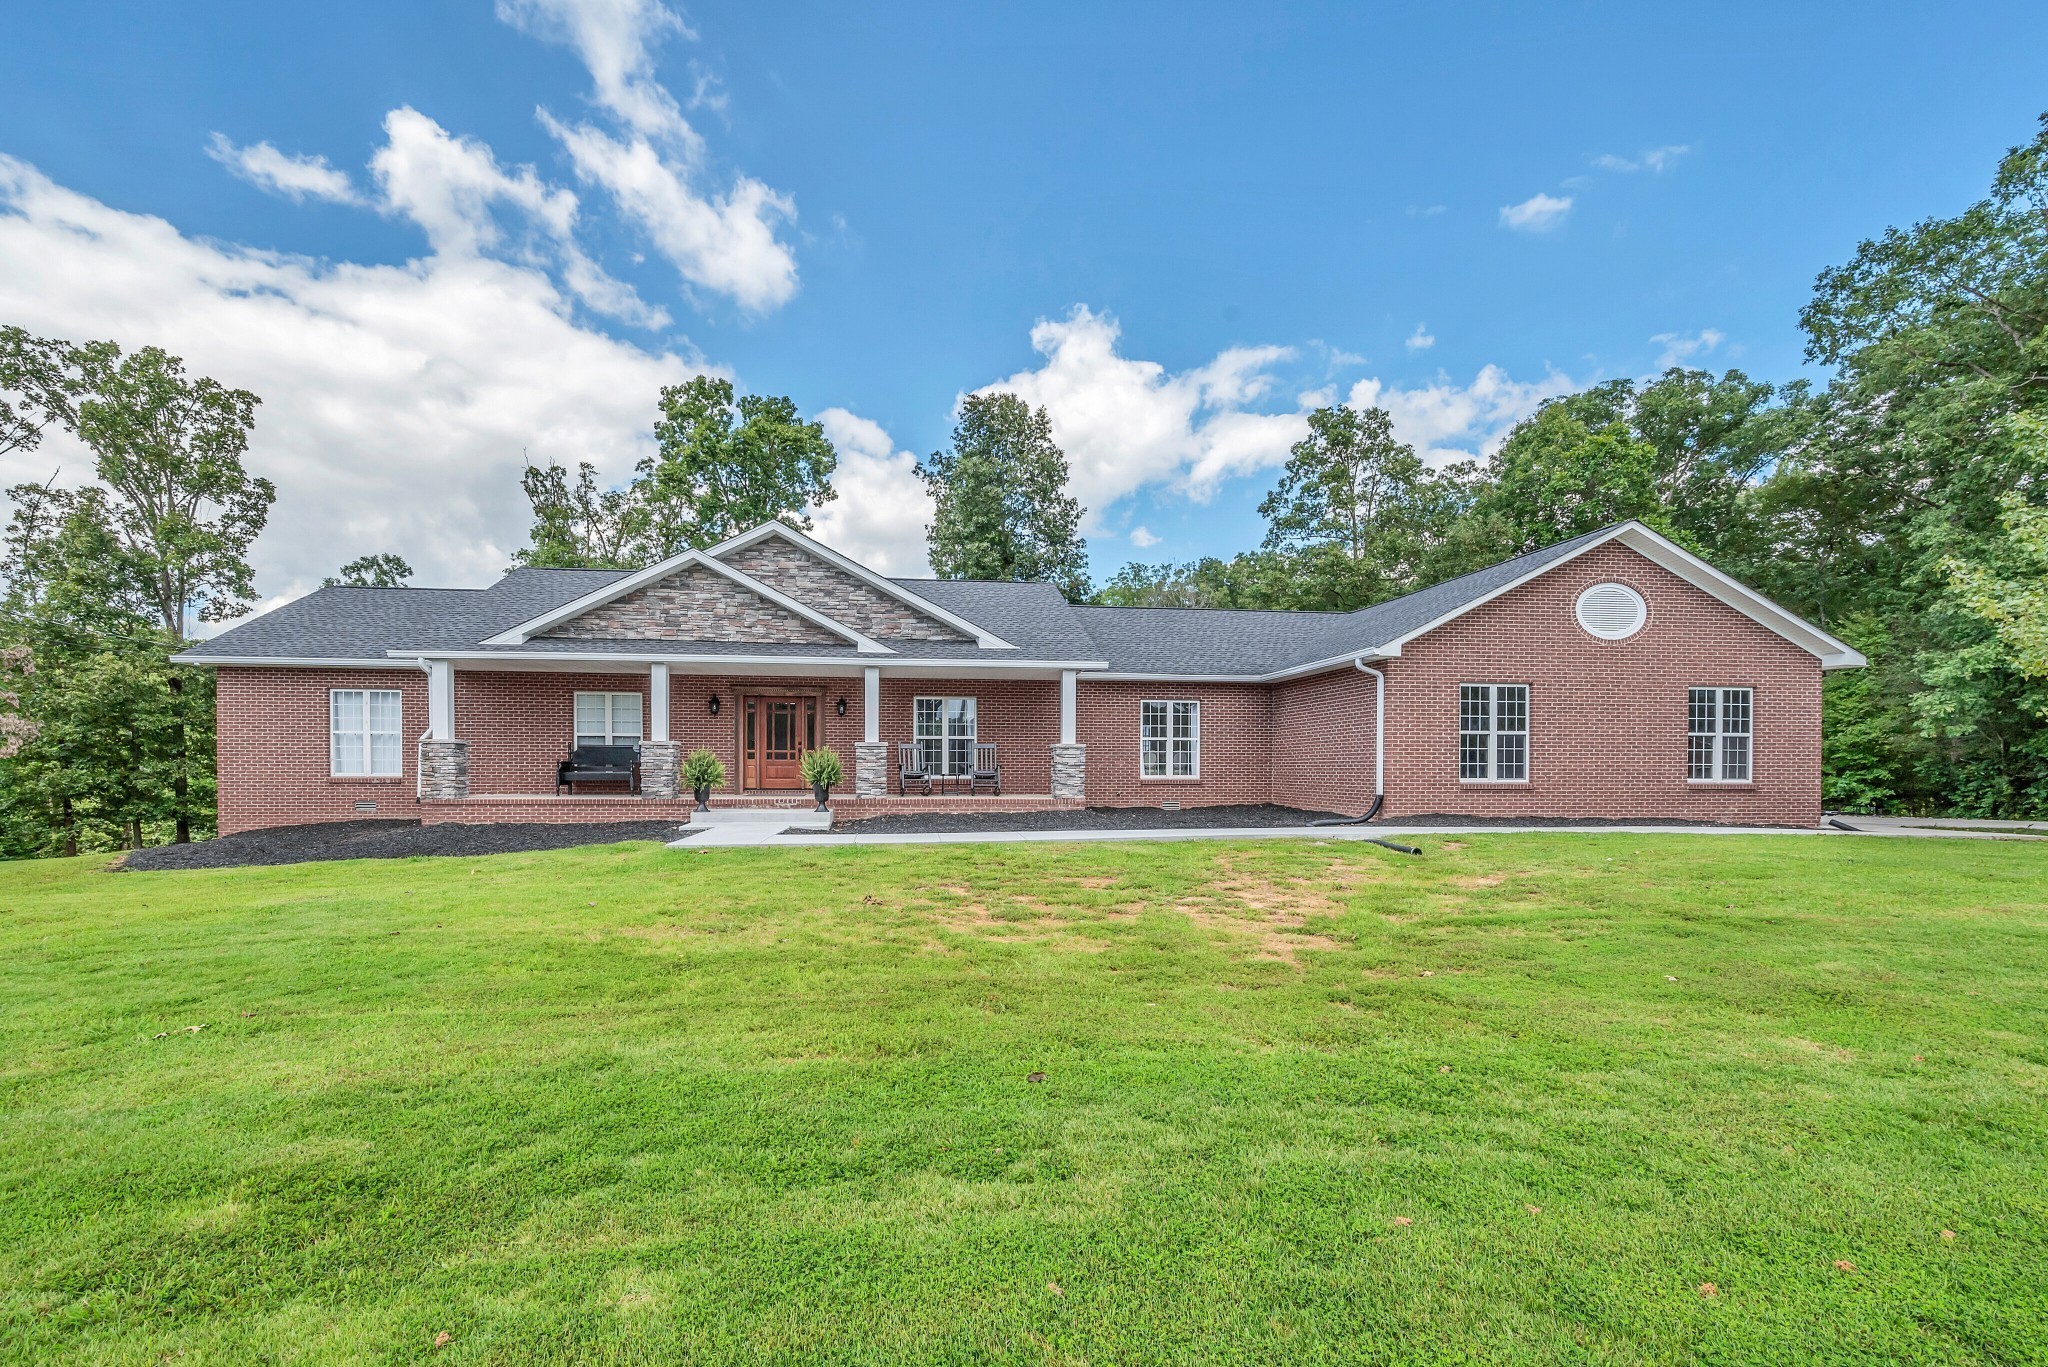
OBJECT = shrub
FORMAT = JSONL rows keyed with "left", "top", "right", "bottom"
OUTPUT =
{"left": 682, "top": 748, "right": 727, "bottom": 791}
{"left": 799, "top": 747, "right": 843, "bottom": 790}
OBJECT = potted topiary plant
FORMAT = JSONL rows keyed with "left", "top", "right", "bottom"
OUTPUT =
{"left": 799, "top": 747, "right": 843, "bottom": 812}
{"left": 682, "top": 747, "right": 726, "bottom": 811}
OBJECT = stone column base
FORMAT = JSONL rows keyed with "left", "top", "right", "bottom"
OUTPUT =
{"left": 854, "top": 741, "right": 889, "bottom": 797}
{"left": 639, "top": 740, "right": 680, "bottom": 799}
{"left": 419, "top": 738, "right": 470, "bottom": 800}
{"left": 1050, "top": 742, "right": 1086, "bottom": 800}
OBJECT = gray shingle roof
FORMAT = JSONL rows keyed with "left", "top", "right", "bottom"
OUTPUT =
{"left": 180, "top": 526, "right": 1619, "bottom": 676}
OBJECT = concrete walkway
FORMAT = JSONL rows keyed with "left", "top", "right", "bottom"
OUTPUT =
{"left": 663, "top": 811, "right": 2047, "bottom": 850}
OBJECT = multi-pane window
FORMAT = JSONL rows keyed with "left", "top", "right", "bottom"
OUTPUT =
{"left": 573, "top": 691, "right": 643, "bottom": 747}
{"left": 331, "top": 689, "right": 403, "bottom": 776}
{"left": 1688, "top": 687, "right": 1752, "bottom": 781}
{"left": 1140, "top": 700, "right": 1200, "bottom": 778}
{"left": 915, "top": 696, "right": 977, "bottom": 774}
{"left": 1458, "top": 684, "right": 1528, "bottom": 781}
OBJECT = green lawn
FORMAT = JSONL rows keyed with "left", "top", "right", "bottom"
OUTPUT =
{"left": 2, "top": 835, "right": 2045, "bottom": 1365}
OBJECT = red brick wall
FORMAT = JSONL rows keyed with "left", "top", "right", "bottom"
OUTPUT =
{"left": 877, "top": 679, "right": 1058, "bottom": 794}
{"left": 1271, "top": 666, "right": 1381, "bottom": 816}
{"left": 1377, "top": 540, "right": 1822, "bottom": 826}
{"left": 216, "top": 666, "right": 429, "bottom": 833}
{"left": 1076, "top": 681, "right": 1273, "bottom": 808}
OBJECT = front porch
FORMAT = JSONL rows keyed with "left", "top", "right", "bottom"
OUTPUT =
{"left": 409, "top": 657, "right": 1090, "bottom": 820}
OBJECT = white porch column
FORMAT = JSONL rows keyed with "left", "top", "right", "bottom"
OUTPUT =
{"left": 428, "top": 660, "right": 456, "bottom": 740}
{"left": 419, "top": 660, "right": 468, "bottom": 800}
{"left": 1051, "top": 670, "right": 1084, "bottom": 801}
{"left": 648, "top": 663, "right": 671, "bottom": 741}
{"left": 1059, "top": 669, "right": 1078, "bottom": 746}
{"left": 854, "top": 665, "right": 887, "bottom": 797}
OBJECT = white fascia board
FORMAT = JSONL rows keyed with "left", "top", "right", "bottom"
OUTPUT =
{"left": 480, "top": 547, "right": 889, "bottom": 653}
{"left": 168, "top": 654, "right": 420, "bottom": 669}
{"left": 1088, "top": 651, "right": 1393, "bottom": 685}
{"left": 387, "top": 648, "right": 1106, "bottom": 675}
{"left": 1365, "top": 521, "right": 1867, "bottom": 670}
{"left": 706, "top": 521, "right": 1017, "bottom": 649}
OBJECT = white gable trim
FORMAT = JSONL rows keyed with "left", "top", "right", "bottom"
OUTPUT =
{"left": 481, "top": 549, "right": 891, "bottom": 653}
{"left": 1370, "top": 521, "right": 1868, "bottom": 669}
{"left": 706, "top": 521, "right": 1017, "bottom": 649}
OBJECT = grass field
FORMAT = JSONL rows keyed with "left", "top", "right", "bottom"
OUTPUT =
{"left": 2, "top": 833, "right": 2045, "bottom": 1364}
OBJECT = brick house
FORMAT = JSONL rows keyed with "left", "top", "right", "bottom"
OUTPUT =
{"left": 175, "top": 519, "right": 1864, "bottom": 832}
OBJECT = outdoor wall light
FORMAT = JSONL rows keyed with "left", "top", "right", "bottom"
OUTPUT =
{"left": 708, "top": 694, "right": 722, "bottom": 716}
{"left": 836, "top": 696, "right": 848, "bottom": 716}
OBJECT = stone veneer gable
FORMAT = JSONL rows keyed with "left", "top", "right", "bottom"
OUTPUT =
{"left": 541, "top": 563, "right": 843, "bottom": 644}
{"left": 721, "top": 538, "right": 971, "bottom": 643}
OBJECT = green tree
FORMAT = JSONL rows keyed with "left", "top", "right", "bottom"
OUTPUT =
{"left": 641, "top": 376, "right": 838, "bottom": 555}
{"left": 921, "top": 392, "right": 1090, "bottom": 600}
{"left": 325, "top": 553, "right": 414, "bottom": 588}
{"left": 0, "top": 326, "right": 95, "bottom": 461}
{"left": 71, "top": 345, "right": 274, "bottom": 638}
{"left": 512, "top": 461, "right": 649, "bottom": 570}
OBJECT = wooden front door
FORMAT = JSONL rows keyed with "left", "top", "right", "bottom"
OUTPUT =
{"left": 744, "top": 695, "right": 815, "bottom": 789}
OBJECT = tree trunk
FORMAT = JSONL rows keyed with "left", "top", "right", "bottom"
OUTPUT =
{"left": 126, "top": 818, "right": 143, "bottom": 850}
{"left": 59, "top": 795, "right": 77, "bottom": 858}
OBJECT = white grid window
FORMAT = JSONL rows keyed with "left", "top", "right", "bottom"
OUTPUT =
{"left": 1689, "top": 688, "right": 1752, "bottom": 781}
{"left": 1459, "top": 684, "right": 1528, "bottom": 781}
{"left": 331, "top": 689, "right": 403, "bottom": 776}
{"left": 573, "top": 692, "right": 643, "bottom": 747}
{"left": 1140, "top": 700, "right": 1200, "bottom": 778}
{"left": 914, "top": 696, "right": 977, "bottom": 775}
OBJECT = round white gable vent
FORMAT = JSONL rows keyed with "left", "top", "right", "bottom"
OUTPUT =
{"left": 1575, "top": 582, "right": 1647, "bottom": 640}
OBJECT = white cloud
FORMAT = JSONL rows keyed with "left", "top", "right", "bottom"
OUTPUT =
{"left": 1650, "top": 328, "right": 1725, "bottom": 368}
{"left": 1405, "top": 322, "right": 1435, "bottom": 352}
{"left": 1347, "top": 365, "right": 1574, "bottom": 467}
{"left": 496, "top": 0, "right": 699, "bottom": 148}
{"left": 980, "top": 306, "right": 1311, "bottom": 512}
{"left": 206, "top": 134, "right": 359, "bottom": 204}
{"left": 504, "top": 0, "right": 802, "bottom": 311}
{"left": 0, "top": 155, "right": 704, "bottom": 607}
{"left": 1499, "top": 193, "right": 1572, "bottom": 232}
{"left": 363, "top": 107, "right": 666, "bottom": 329}
{"left": 1595, "top": 144, "right": 1691, "bottom": 174}
{"left": 1127, "top": 525, "right": 1160, "bottom": 548}
{"left": 541, "top": 114, "right": 798, "bottom": 311}
{"left": 806, "top": 408, "right": 933, "bottom": 576}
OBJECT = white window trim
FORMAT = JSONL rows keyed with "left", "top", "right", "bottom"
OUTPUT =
{"left": 573, "top": 691, "right": 644, "bottom": 747}
{"left": 1458, "top": 683, "right": 1530, "bottom": 783}
{"left": 1139, "top": 699, "right": 1201, "bottom": 780}
{"left": 329, "top": 687, "right": 404, "bottom": 778}
{"left": 1688, "top": 686, "right": 1754, "bottom": 784}
{"left": 914, "top": 695, "right": 979, "bottom": 776}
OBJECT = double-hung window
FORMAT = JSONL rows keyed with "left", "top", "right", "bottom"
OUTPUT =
{"left": 331, "top": 689, "right": 403, "bottom": 776}
{"left": 1140, "top": 700, "right": 1200, "bottom": 778}
{"left": 1459, "top": 684, "right": 1528, "bottom": 781}
{"left": 915, "top": 696, "right": 977, "bottom": 775}
{"left": 574, "top": 691, "right": 643, "bottom": 747}
{"left": 1688, "top": 687, "right": 1752, "bottom": 781}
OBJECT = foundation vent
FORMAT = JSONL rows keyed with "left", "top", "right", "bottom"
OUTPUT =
{"left": 354, "top": 801, "right": 378, "bottom": 814}
{"left": 1159, "top": 799, "right": 1181, "bottom": 811}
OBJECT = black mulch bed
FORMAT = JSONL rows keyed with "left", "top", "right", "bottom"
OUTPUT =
{"left": 1384, "top": 814, "right": 1808, "bottom": 829}
{"left": 817, "top": 803, "right": 1348, "bottom": 836}
{"left": 120, "top": 819, "right": 693, "bottom": 871}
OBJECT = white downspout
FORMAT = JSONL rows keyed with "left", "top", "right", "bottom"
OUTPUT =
{"left": 1353, "top": 657, "right": 1384, "bottom": 803}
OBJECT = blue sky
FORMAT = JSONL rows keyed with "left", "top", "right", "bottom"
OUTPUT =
{"left": 2, "top": 1, "right": 2044, "bottom": 602}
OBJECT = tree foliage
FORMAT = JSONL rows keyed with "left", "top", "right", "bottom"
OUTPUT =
{"left": 642, "top": 376, "right": 838, "bottom": 556}
{"left": 324, "top": 554, "right": 414, "bottom": 589}
{"left": 512, "top": 461, "right": 650, "bottom": 570}
{"left": 921, "top": 393, "right": 1091, "bottom": 600}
